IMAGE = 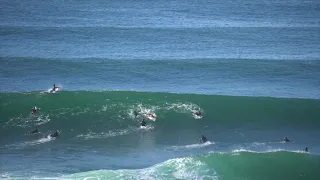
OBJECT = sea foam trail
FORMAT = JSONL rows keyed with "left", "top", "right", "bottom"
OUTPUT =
{"left": 166, "top": 141, "right": 214, "bottom": 151}
{"left": 3, "top": 135, "right": 56, "bottom": 149}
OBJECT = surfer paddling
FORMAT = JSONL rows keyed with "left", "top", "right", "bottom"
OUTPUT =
{"left": 49, "top": 130, "right": 59, "bottom": 138}
{"left": 30, "top": 106, "right": 38, "bottom": 115}
{"left": 29, "top": 128, "right": 39, "bottom": 135}
{"left": 140, "top": 119, "right": 146, "bottom": 127}
{"left": 134, "top": 111, "right": 138, "bottom": 118}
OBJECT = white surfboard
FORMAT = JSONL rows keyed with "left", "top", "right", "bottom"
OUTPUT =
{"left": 193, "top": 113, "right": 202, "bottom": 119}
{"left": 48, "top": 87, "right": 60, "bottom": 93}
{"left": 145, "top": 113, "right": 156, "bottom": 121}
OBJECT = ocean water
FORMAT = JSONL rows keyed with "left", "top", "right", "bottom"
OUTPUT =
{"left": 1, "top": 0, "right": 320, "bottom": 179}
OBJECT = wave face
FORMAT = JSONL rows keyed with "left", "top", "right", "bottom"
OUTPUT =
{"left": 1, "top": 91, "right": 320, "bottom": 134}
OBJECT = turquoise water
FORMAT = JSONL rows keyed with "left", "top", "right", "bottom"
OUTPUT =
{"left": 1, "top": 91, "right": 320, "bottom": 179}
{"left": 1, "top": 0, "right": 320, "bottom": 179}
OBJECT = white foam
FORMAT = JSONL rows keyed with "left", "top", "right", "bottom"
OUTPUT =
{"left": 140, "top": 125, "right": 154, "bottom": 131}
{"left": 166, "top": 102, "right": 203, "bottom": 119}
{"left": 59, "top": 155, "right": 219, "bottom": 179}
{"left": 76, "top": 126, "right": 154, "bottom": 140}
{"left": 230, "top": 148, "right": 310, "bottom": 154}
{"left": 5, "top": 114, "right": 51, "bottom": 128}
{"left": 168, "top": 141, "right": 214, "bottom": 151}
{"left": 192, "top": 113, "right": 203, "bottom": 119}
{"left": 0, "top": 172, "right": 11, "bottom": 179}
{"left": 4, "top": 136, "right": 55, "bottom": 149}
{"left": 34, "top": 115, "right": 51, "bottom": 126}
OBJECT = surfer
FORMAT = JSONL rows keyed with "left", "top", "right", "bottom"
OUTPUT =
{"left": 50, "top": 84, "right": 60, "bottom": 92}
{"left": 305, "top": 147, "right": 308, "bottom": 152}
{"left": 134, "top": 111, "right": 138, "bottom": 118}
{"left": 284, "top": 137, "right": 290, "bottom": 142}
{"left": 140, "top": 119, "right": 146, "bottom": 126}
{"left": 194, "top": 111, "right": 201, "bottom": 116}
{"left": 200, "top": 135, "right": 208, "bottom": 143}
{"left": 29, "top": 128, "right": 39, "bottom": 135}
{"left": 30, "top": 106, "right": 37, "bottom": 115}
{"left": 50, "top": 130, "right": 59, "bottom": 138}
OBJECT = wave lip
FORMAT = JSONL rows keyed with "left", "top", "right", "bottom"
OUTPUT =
{"left": 61, "top": 150, "right": 320, "bottom": 180}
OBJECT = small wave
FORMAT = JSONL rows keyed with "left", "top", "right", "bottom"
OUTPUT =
{"left": 0, "top": 173, "right": 12, "bottom": 179}
{"left": 63, "top": 155, "right": 217, "bottom": 180}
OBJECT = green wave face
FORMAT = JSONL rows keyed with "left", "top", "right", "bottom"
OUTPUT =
{"left": 1, "top": 91, "right": 320, "bottom": 131}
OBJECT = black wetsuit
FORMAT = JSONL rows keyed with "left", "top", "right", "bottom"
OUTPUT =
{"left": 30, "top": 129, "right": 38, "bottom": 134}
{"left": 141, "top": 120, "right": 146, "bottom": 126}
{"left": 31, "top": 108, "right": 37, "bottom": 115}
{"left": 200, "top": 135, "right": 207, "bottom": 143}
{"left": 50, "top": 131, "right": 59, "bottom": 138}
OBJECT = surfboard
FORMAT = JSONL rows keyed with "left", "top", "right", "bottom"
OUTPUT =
{"left": 193, "top": 113, "right": 202, "bottom": 119}
{"left": 48, "top": 87, "right": 60, "bottom": 93}
{"left": 145, "top": 114, "right": 156, "bottom": 120}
